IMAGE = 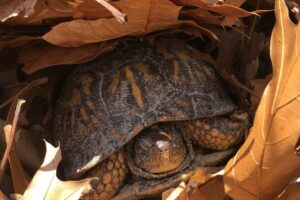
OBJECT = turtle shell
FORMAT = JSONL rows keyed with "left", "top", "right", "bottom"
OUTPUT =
{"left": 54, "top": 38, "right": 236, "bottom": 179}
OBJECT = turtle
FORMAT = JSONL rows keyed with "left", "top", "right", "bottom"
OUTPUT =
{"left": 54, "top": 37, "right": 249, "bottom": 200}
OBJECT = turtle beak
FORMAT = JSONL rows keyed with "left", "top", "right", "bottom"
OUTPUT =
{"left": 156, "top": 140, "right": 170, "bottom": 162}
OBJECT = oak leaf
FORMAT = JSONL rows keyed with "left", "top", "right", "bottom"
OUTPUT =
{"left": 43, "top": 0, "right": 182, "bottom": 47}
{"left": 0, "top": 0, "right": 37, "bottom": 22}
{"left": 22, "top": 141, "right": 94, "bottom": 200}
{"left": 224, "top": 0, "right": 300, "bottom": 199}
{"left": 277, "top": 182, "right": 300, "bottom": 199}
{"left": 224, "top": 0, "right": 246, "bottom": 7}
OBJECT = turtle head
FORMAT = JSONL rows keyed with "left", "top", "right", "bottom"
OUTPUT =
{"left": 133, "top": 124, "right": 187, "bottom": 174}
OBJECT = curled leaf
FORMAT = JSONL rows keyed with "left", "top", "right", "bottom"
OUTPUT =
{"left": 224, "top": 0, "right": 300, "bottom": 199}
{"left": 22, "top": 141, "right": 94, "bottom": 200}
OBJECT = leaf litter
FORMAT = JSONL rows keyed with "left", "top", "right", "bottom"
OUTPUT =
{"left": 0, "top": 0, "right": 299, "bottom": 199}
{"left": 224, "top": 0, "right": 300, "bottom": 199}
{"left": 22, "top": 141, "right": 94, "bottom": 200}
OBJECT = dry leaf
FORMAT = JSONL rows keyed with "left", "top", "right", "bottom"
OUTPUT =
{"left": 187, "top": 176, "right": 225, "bottom": 200}
{"left": 1, "top": 1, "right": 73, "bottom": 25}
{"left": 0, "top": 124, "right": 45, "bottom": 176}
{"left": 43, "top": 0, "right": 182, "bottom": 47}
{"left": 0, "top": 191, "right": 9, "bottom": 200}
{"left": 66, "top": 0, "right": 114, "bottom": 19}
{"left": 1, "top": 99, "right": 31, "bottom": 195}
{"left": 22, "top": 141, "right": 94, "bottom": 200}
{"left": 0, "top": 79, "right": 49, "bottom": 193}
{"left": 277, "top": 182, "right": 300, "bottom": 199}
{"left": 177, "top": 0, "right": 256, "bottom": 27}
{"left": 20, "top": 40, "right": 116, "bottom": 74}
{"left": 224, "top": 0, "right": 300, "bottom": 199}
{"left": 225, "top": 0, "right": 246, "bottom": 7}
{"left": 0, "top": 0, "right": 37, "bottom": 22}
{"left": 250, "top": 75, "right": 272, "bottom": 111}
{"left": 0, "top": 36, "right": 39, "bottom": 51}
{"left": 3, "top": 125, "right": 31, "bottom": 194}
{"left": 161, "top": 182, "right": 186, "bottom": 200}
{"left": 47, "top": 0, "right": 74, "bottom": 13}
{"left": 162, "top": 168, "right": 224, "bottom": 200}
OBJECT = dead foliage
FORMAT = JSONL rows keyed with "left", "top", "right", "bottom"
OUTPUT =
{"left": 0, "top": 0, "right": 299, "bottom": 199}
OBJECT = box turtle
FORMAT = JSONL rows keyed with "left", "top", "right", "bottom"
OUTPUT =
{"left": 54, "top": 37, "right": 248, "bottom": 200}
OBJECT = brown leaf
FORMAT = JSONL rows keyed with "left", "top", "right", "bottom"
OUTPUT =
{"left": 0, "top": 36, "right": 39, "bottom": 51}
{"left": 42, "top": 0, "right": 182, "bottom": 47}
{"left": 250, "top": 75, "right": 272, "bottom": 111}
{"left": 0, "top": 191, "right": 9, "bottom": 200}
{"left": 224, "top": 0, "right": 300, "bottom": 199}
{"left": 47, "top": 0, "right": 74, "bottom": 13}
{"left": 22, "top": 141, "right": 94, "bottom": 200}
{"left": 1, "top": 100, "right": 31, "bottom": 194}
{"left": 13, "top": 128, "right": 45, "bottom": 175}
{"left": 177, "top": 0, "right": 257, "bottom": 27}
{"left": 187, "top": 176, "right": 225, "bottom": 200}
{"left": 0, "top": 0, "right": 37, "bottom": 22}
{"left": 162, "top": 168, "right": 224, "bottom": 200}
{"left": 277, "top": 182, "right": 300, "bottom": 199}
{"left": 180, "top": 168, "right": 224, "bottom": 200}
{"left": 1, "top": 1, "right": 73, "bottom": 25}
{"left": 224, "top": 0, "right": 246, "bottom": 7}
{"left": 161, "top": 182, "right": 186, "bottom": 200}
{"left": 20, "top": 40, "right": 117, "bottom": 74}
{"left": 66, "top": 0, "right": 114, "bottom": 19}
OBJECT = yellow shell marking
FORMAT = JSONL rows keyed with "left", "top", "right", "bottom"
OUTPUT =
{"left": 173, "top": 61, "right": 180, "bottom": 81}
{"left": 125, "top": 67, "right": 144, "bottom": 108}
{"left": 80, "top": 107, "right": 89, "bottom": 123}
{"left": 175, "top": 97, "right": 189, "bottom": 108}
{"left": 79, "top": 74, "right": 93, "bottom": 95}
{"left": 108, "top": 73, "right": 120, "bottom": 95}
{"left": 69, "top": 89, "right": 81, "bottom": 106}
{"left": 156, "top": 45, "right": 173, "bottom": 60}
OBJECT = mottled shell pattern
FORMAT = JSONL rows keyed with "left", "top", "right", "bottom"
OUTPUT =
{"left": 54, "top": 37, "right": 236, "bottom": 179}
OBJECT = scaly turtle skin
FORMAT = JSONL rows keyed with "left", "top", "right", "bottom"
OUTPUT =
{"left": 54, "top": 37, "right": 247, "bottom": 199}
{"left": 183, "top": 110, "right": 248, "bottom": 150}
{"left": 126, "top": 123, "right": 195, "bottom": 179}
{"left": 80, "top": 151, "right": 127, "bottom": 200}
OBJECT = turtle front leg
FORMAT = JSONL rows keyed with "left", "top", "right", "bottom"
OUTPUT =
{"left": 80, "top": 150, "right": 128, "bottom": 200}
{"left": 184, "top": 110, "right": 249, "bottom": 150}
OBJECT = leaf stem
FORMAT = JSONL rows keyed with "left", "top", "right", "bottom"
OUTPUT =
{"left": 230, "top": 75, "right": 260, "bottom": 98}
{"left": 0, "top": 77, "right": 48, "bottom": 110}
{"left": 95, "top": 0, "right": 127, "bottom": 23}
{"left": 0, "top": 99, "right": 26, "bottom": 185}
